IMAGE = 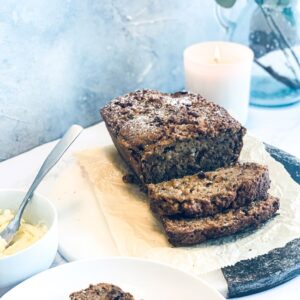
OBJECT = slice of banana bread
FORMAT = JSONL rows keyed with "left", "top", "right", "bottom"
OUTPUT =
{"left": 101, "top": 89, "right": 246, "bottom": 184}
{"left": 69, "top": 283, "right": 134, "bottom": 300}
{"left": 148, "top": 163, "right": 270, "bottom": 217}
{"left": 161, "top": 195, "right": 279, "bottom": 247}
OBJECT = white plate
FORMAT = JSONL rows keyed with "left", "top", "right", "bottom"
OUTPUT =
{"left": 2, "top": 258, "right": 224, "bottom": 300}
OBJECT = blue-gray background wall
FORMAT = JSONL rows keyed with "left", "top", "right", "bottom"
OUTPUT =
{"left": 0, "top": 0, "right": 222, "bottom": 160}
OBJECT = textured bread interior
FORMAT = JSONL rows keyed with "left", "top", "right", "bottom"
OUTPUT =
{"left": 162, "top": 195, "right": 279, "bottom": 246}
{"left": 141, "top": 130, "right": 244, "bottom": 184}
{"left": 148, "top": 162, "right": 270, "bottom": 217}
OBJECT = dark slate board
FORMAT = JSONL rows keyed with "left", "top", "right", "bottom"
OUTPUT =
{"left": 222, "top": 144, "right": 300, "bottom": 298}
{"left": 265, "top": 144, "right": 300, "bottom": 184}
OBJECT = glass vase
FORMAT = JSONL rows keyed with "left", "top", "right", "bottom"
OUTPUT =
{"left": 216, "top": 0, "right": 300, "bottom": 106}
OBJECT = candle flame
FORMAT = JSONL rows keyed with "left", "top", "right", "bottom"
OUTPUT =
{"left": 213, "top": 46, "right": 221, "bottom": 64}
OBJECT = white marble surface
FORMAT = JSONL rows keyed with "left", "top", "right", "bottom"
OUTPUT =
{"left": 0, "top": 103, "right": 300, "bottom": 299}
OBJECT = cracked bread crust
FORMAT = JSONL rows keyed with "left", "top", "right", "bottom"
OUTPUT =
{"left": 101, "top": 89, "right": 246, "bottom": 184}
{"left": 148, "top": 163, "right": 270, "bottom": 217}
{"left": 69, "top": 283, "right": 134, "bottom": 300}
{"left": 161, "top": 195, "right": 279, "bottom": 247}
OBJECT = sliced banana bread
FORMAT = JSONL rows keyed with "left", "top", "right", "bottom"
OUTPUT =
{"left": 148, "top": 162, "right": 270, "bottom": 217}
{"left": 161, "top": 195, "right": 279, "bottom": 247}
{"left": 69, "top": 283, "right": 134, "bottom": 300}
{"left": 101, "top": 89, "right": 246, "bottom": 184}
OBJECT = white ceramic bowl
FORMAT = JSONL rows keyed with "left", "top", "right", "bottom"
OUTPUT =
{"left": 0, "top": 190, "right": 58, "bottom": 288}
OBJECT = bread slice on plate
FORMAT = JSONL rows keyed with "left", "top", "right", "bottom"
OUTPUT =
{"left": 69, "top": 283, "right": 134, "bottom": 300}
{"left": 147, "top": 162, "right": 270, "bottom": 218}
{"left": 161, "top": 195, "right": 279, "bottom": 247}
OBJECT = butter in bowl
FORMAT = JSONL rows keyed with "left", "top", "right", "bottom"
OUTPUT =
{"left": 0, "top": 190, "right": 58, "bottom": 288}
{"left": 0, "top": 209, "right": 47, "bottom": 257}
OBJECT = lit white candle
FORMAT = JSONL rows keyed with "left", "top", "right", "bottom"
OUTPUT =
{"left": 184, "top": 41, "right": 254, "bottom": 125}
{"left": 213, "top": 46, "right": 221, "bottom": 64}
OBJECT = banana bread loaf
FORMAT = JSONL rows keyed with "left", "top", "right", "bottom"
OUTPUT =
{"left": 101, "top": 90, "right": 246, "bottom": 184}
{"left": 69, "top": 283, "right": 134, "bottom": 300}
{"left": 148, "top": 162, "right": 270, "bottom": 217}
{"left": 161, "top": 195, "right": 279, "bottom": 247}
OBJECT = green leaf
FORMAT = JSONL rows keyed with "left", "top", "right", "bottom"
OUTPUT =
{"left": 215, "top": 0, "right": 237, "bottom": 8}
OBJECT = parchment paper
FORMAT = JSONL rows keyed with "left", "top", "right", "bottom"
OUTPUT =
{"left": 76, "top": 135, "right": 300, "bottom": 275}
